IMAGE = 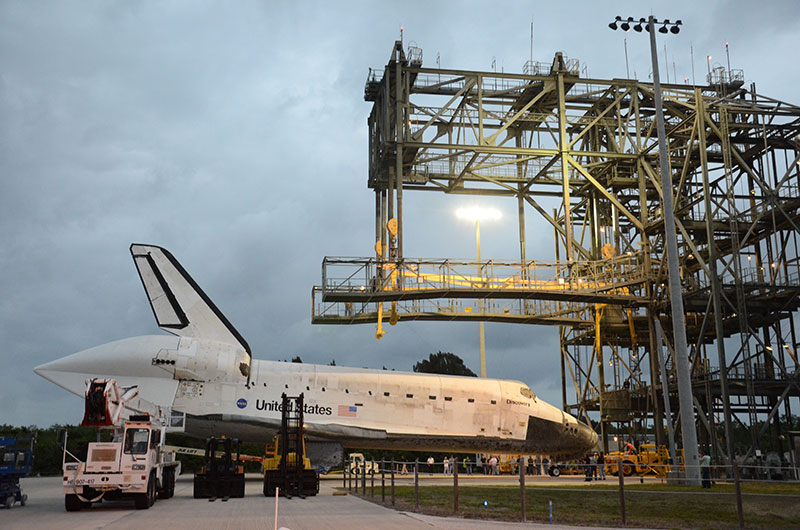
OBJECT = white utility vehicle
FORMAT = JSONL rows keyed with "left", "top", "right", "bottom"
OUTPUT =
{"left": 62, "top": 378, "right": 180, "bottom": 511}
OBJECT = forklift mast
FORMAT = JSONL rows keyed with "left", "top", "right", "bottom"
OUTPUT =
{"left": 262, "top": 392, "right": 318, "bottom": 498}
{"left": 279, "top": 392, "right": 305, "bottom": 492}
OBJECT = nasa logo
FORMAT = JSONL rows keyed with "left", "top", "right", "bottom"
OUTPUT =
{"left": 236, "top": 398, "right": 247, "bottom": 409}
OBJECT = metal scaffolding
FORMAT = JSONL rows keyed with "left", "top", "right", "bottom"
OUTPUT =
{"left": 313, "top": 40, "right": 800, "bottom": 462}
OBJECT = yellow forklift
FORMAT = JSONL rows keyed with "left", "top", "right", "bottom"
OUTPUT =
{"left": 262, "top": 393, "right": 319, "bottom": 499}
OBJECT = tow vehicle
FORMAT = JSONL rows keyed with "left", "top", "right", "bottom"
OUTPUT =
{"left": 0, "top": 436, "right": 35, "bottom": 508}
{"left": 62, "top": 378, "right": 180, "bottom": 511}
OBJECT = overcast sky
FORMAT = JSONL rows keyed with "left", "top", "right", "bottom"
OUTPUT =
{"left": 3, "top": 1, "right": 799, "bottom": 427}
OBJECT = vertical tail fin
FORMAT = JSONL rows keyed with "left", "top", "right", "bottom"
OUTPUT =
{"left": 130, "top": 244, "right": 251, "bottom": 357}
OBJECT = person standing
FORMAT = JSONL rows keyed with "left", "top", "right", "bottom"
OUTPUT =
{"left": 464, "top": 456, "right": 472, "bottom": 475}
{"left": 591, "top": 452, "right": 599, "bottom": 480}
{"left": 427, "top": 455, "right": 434, "bottom": 474}
{"left": 443, "top": 455, "right": 449, "bottom": 475}
{"left": 700, "top": 450, "right": 712, "bottom": 489}
{"left": 598, "top": 451, "right": 606, "bottom": 480}
{"left": 482, "top": 455, "right": 488, "bottom": 475}
{"left": 527, "top": 455, "right": 534, "bottom": 475}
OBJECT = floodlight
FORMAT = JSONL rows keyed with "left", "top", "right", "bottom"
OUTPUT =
{"left": 621, "top": 16, "right": 633, "bottom": 31}
{"left": 633, "top": 21, "right": 643, "bottom": 32}
{"left": 659, "top": 23, "right": 669, "bottom": 33}
{"left": 608, "top": 21, "right": 617, "bottom": 30}
{"left": 670, "top": 24, "right": 680, "bottom": 34}
{"left": 456, "top": 207, "right": 501, "bottom": 221}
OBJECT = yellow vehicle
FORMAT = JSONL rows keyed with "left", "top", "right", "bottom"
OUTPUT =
{"left": 498, "top": 455, "right": 522, "bottom": 474}
{"left": 263, "top": 434, "right": 312, "bottom": 472}
{"left": 604, "top": 444, "right": 683, "bottom": 477}
{"left": 262, "top": 394, "right": 318, "bottom": 498}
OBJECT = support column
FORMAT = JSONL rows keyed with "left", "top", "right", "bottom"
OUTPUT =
{"left": 697, "top": 89, "right": 735, "bottom": 465}
{"left": 557, "top": 72, "right": 574, "bottom": 264}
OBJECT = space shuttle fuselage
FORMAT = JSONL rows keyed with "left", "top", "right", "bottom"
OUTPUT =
{"left": 35, "top": 245, "right": 597, "bottom": 458}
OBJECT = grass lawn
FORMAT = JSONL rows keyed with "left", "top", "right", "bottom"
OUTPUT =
{"left": 356, "top": 482, "right": 800, "bottom": 529}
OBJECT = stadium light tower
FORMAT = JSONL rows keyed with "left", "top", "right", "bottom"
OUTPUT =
{"left": 609, "top": 15, "right": 701, "bottom": 486}
{"left": 456, "top": 207, "right": 501, "bottom": 378}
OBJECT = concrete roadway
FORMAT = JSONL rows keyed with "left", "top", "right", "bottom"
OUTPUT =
{"left": 2, "top": 474, "right": 639, "bottom": 530}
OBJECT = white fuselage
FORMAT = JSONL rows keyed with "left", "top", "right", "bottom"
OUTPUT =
{"left": 36, "top": 335, "right": 597, "bottom": 457}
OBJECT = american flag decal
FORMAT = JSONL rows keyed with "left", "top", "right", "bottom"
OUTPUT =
{"left": 338, "top": 405, "right": 357, "bottom": 417}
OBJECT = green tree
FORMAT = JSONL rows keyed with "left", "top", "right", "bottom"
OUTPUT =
{"left": 413, "top": 351, "right": 476, "bottom": 377}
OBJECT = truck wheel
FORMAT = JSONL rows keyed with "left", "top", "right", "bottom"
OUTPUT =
{"left": 20, "top": 494, "right": 27, "bottom": 506}
{"left": 168, "top": 468, "right": 176, "bottom": 498}
{"left": 549, "top": 467, "right": 561, "bottom": 477}
{"left": 65, "top": 494, "right": 84, "bottom": 512}
{"left": 263, "top": 475, "right": 276, "bottom": 497}
{"left": 148, "top": 473, "right": 157, "bottom": 506}
{"left": 4, "top": 496, "right": 13, "bottom": 509}
{"left": 622, "top": 461, "right": 634, "bottom": 476}
{"left": 158, "top": 468, "right": 173, "bottom": 499}
{"left": 135, "top": 474, "right": 155, "bottom": 509}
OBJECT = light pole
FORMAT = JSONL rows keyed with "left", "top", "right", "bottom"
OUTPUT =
{"left": 609, "top": 15, "right": 701, "bottom": 485}
{"left": 457, "top": 207, "right": 501, "bottom": 378}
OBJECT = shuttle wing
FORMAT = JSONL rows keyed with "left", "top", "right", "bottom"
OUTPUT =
{"left": 130, "top": 244, "right": 251, "bottom": 357}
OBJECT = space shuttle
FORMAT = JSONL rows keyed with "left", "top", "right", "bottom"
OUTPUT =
{"left": 35, "top": 244, "right": 597, "bottom": 458}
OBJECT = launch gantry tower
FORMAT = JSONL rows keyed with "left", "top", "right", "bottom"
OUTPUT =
{"left": 313, "top": 41, "right": 800, "bottom": 460}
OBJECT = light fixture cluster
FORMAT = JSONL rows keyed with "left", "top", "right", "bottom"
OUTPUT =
{"left": 609, "top": 16, "right": 682, "bottom": 34}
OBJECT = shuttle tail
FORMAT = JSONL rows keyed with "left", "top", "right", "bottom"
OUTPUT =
{"left": 130, "top": 244, "right": 251, "bottom": 358}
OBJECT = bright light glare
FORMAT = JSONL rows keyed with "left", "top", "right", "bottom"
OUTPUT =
{"left": 456, "top": 207, "right": 501, "bottom": 221}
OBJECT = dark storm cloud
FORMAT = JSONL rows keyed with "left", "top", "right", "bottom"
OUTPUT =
{"left": 2, "top": 1, "right": 798, "bottom": 426}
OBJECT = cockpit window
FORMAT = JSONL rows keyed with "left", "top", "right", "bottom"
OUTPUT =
{"left": 520, "top": 386, "right": 536, "bottom": 400}
{"left": 124, "top": 428, "right": 150, "bottom": 455}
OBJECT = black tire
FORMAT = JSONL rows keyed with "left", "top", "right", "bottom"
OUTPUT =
{"left": 149, "top": 473, "right": 157, "bottom": 507}
{"left": 4, "top": 496, "right": 14, "bottom": 509}
{"left": 622, "top": 461, "right": 635, "bottom": 477}
{"left": 263, "top": 473, "right": 276, "bottom": 497}
{"left": 135, "top": 474, "right": 155, "bottom": 509}
{"left": 158, "top": 468, "right": 173, "bottom": 499}
{"left": 168, "top": 468, "right": 176, "bottom": 498}
{"left": 20, "top": 494, "right": 27, "bottom": 506}
{"left": 65, "top": 494, "right": 83, "bottom": 512}
{"left": 549, "top": 467, "right": 561, "bottom": 477}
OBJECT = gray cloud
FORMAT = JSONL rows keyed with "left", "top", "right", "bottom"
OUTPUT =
{"left": 2, "top": 0, "right": 798, "bottom": 427}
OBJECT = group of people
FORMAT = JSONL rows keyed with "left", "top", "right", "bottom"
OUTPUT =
{"left": 422, "top": 455, "right": 553, "bottom": 475}
{"left": 426, "top": 455, "right": 516, "bottom": 475}
{"left": 582, "top": 451, "right": 606, "bottom": 481}
{"left": 425, "top": 455, "right": 474, "bottom": 475}
{"left": 386, "top": 445, "right": 714, "bottom": 488}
